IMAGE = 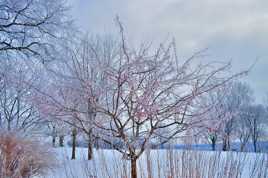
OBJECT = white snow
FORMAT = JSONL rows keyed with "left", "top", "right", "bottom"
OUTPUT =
{"left": 40, "top": 147, "right": 268, "bottom": 178}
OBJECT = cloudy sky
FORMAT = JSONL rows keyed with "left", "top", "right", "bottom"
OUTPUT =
{"left": 69, "top": 0, "right": 268, "bottom": 103}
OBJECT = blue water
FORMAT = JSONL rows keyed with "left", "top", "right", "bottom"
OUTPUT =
{"left": 159, "top": 141, "right": 268, "bottom": 152}
{"left": 68, "top": 139, "right": 268, "bottom": 153}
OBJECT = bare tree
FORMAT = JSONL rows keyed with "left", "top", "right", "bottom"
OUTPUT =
{"left": 42, "top": 36, "right": 114, "bottom": 160}
{"left": 243, "top": 104, "right": 266, "bottom": 152}
{"left": 232, "top": 83, "right": 254, "bottom": 151}
{"left": 0, "top": 0, "right": 71, "bottom": 62}
{"left": 31, "top": 35, "right": 113, "bottom": 159}
{"left": 32, "top": 78, "right": 82, "bottom": 157}
{"left": 192, "top": 81, "right": 251, "bottom": 151}
{"left": 85, "top": 21, "right": 246, "bottom": 178}
{"left": 236, "top": 109, "right": 252, "bottom": 152}
{"left": 0, "top": 59, "right": 43, "bottom": 136}
{"left": 215, "top": 82, "right": 252, "bottom": 151}
{"left": 195, "top": 86, "right": 229, "bottom": 151}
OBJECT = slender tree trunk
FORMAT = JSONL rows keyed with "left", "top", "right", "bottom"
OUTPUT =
{"left": 87, "top": 130, "right": 93, "bottom": 160}
{"left": 226, "top": 134, "right": 230, "bottom": 150}
{"left": 240, "top": 142, "right": 245, "bottom": 152}
{"left": 87, "top": 98, "right": 94, "bottom": 160}
{"left": 253, "top": 139, "right": 257, "bottom": 152}
{"left": 252, "top": 120, "right": 258, "bottom": 152}
{"left": 210, "top": 133, "right": 217, "bottom": 151}
{"left": 131, "top": 158, "right": 137, "bottom": 178}
{"left": 52, "top": 135, "right": 56, "bottom": 147}
{"left": 71, "top": 128, "right": 76, "bottom": 160}
{"left": 59, "top": 135, "right": 64, "bottom": 147}
{"left": 222, "top": 137, "right": 227, "bottom": 151}
{"left": 87, "top": 141, "right": 93, "bottom": 160}
{"left": 95, "top": 135, "right": 99, "bottom": 150}
{"left": 52, "top": 136, "right": 56, "bottom": 147}
{"left": 7, "top": 120, "right": 11, "bottom": 131}
{"left": 52, "top": 126, "right": 56, "bottom": 147}
{"left": 222, "top": 134, "right": 231, "bottom": 151}
{"left": 211, "top": 139, "right": 216, "bottom": 151}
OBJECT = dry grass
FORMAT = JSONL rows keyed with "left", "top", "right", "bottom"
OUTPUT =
{"left": 0, "top": 133, "right": 54, "bottom": 178}
{"left": 51, "top": 148, "right": 268, "bottom": 178}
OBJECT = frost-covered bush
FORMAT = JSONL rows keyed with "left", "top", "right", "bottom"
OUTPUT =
{"left": 0, "top": 133, "right": 54, "bottom": 178}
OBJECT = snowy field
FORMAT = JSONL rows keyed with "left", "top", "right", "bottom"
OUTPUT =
{"left": 40, "top": 147, "right": 268, "bottom": 178}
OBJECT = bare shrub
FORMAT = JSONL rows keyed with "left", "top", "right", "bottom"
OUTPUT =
{"left": 0, "top": 133, "right": 54, "bottom": 178}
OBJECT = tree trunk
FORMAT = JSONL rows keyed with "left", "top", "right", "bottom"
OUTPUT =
{"left": 7, "top": 120, "right": 11, "bottom": 131}
{"left": 210, "top": 134, "right": 217, "bottom": 151}
{"left": 211, "top": 139, "right": 216, "bottom": 151}
{"left": 131, "top": 158, "right": 137, "bottom": 178}
{"left": 87, "top": 98, "right": 94, "bottom": 160}
{"left": 52, "top": 126, "right": 56, "bottom": 147}
{"left": 226, "top": 134, "right": 230, "bottom": 150}
{"left": 52, "top": 135, "right": 56, "bottom": 147}
{"left": 71, "top": 128, "right": 76, "bottom": 160}
{"left": 253, "top": 140, "right": 257, "bottom": 152}
{"left": 87, "top": 129, "right": 94, "bottom": 160}
{"left": 222, "top": 134, "right": 231, "bottom": 151}
{"left": 87, "top": 141, "right": 93, "bottom": 160}
{"left": 222, "top": 137, "right": 227, "bottom": 151}
{"left": 59, "top": 135, "right": 64, "bottom": 147}
{"left": 95, "top": 136, "right": 100, "bottom": 150}
{"left": 240, "top": 142, "right": 245, "bottom": 152}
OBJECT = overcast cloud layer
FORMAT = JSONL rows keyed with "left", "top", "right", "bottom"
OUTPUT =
{"left": 69, "top": 0, "right": 268, "bottom": 103}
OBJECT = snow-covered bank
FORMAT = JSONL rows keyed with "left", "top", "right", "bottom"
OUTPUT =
{"left": 40, "top": 147, "right": 267, "bottom": 178}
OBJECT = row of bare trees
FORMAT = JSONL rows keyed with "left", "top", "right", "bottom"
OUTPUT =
{"left": 196, "top": 81, "right": 267, "bottom": 152}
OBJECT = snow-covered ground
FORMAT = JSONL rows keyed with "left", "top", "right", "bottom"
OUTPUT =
{"left": 38, "top": 147, "right": 268, "bottom": 178}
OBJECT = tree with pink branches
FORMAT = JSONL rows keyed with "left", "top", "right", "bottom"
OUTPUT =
{"left": 86, "top": 22, "right": 246, "bottom": 178}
